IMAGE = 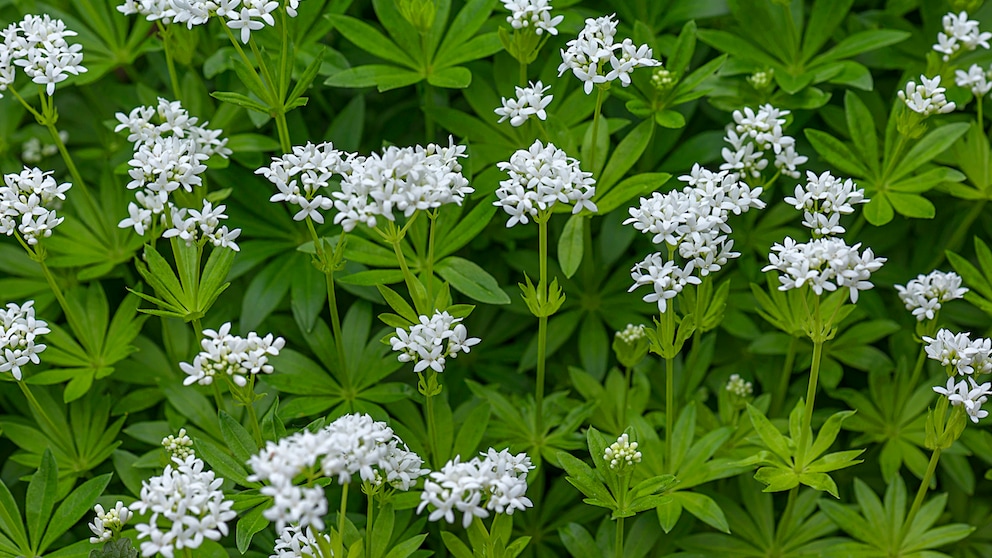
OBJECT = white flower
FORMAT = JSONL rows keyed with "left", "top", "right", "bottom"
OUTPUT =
{"left": 0, "top": 300, "right": 49, "bottom": 381}
{"left": 763, "top": 237, "right": 885, "bottom": 303}
{"left": 247, "top": 414, "right": 426, "bottom": 532}
{"left": 162, "top": 200, "right": 242, "bottom": 251}
{"left": 495, "top": 80, "right": 553, "bottom": 127}
{"left": 226, "top": 0, "right": 279, "bottom": 44}
{"left": 417, "top": 448, "right": 534, "bottom": 528}
{"left": 784, "top": 171, "right": 867, "bottom": 238}
{"left": 933, "top": 11, "right": 992, "bottom": 61}
{"left": 629, "top": 254, "right": 700, "bottom": 313}
{"left": 132, "top": 456, "right": 236, "bottom": 558}
{"left": 89, "top": 501, "right": 132, "bottom": 544}
{"left": 898, "top": 75, "right": 956, "bottom": 116}
{"left": 3, "top": 14, "right": 87, "bottom": 96}
{"left": 270, "top": 524, "right": 329, "bottom": 558}
{"left": 923, "top": 329, "right": 984, "bottom": 375}
{"left": 721, "top": 105, "right": 806, "bottom": 180}
{"left": 502, "top": 0, "right": 563, "bottom": 35}
{"left": 557, "top": 14, "right": 660, "bottom": 94}
{"left": 180, "top": 323, "right": 284, "bottom": 386}
{"left": 162, "top": 428, "right": 195, "bottom": 460}
{"left": 0, "top": 166, "right": 71, "bottom": 245}
{"left": 726, "top": 374, "right": 753, "bottom": 398}
{"left": 603, "top": 433, "right": 641, "bottom": 471}
{"left": 257, "top": 141, "right": 349, "bottom": 225}
{"left": 955, "top": 63, "right": 992, "bottom": 97}
{"left": 390, "top": 311, "right": 480, "bottom": 373}
{"left": 935, "top": 376, "right": 991, "bottom": 423}
{"left": 895, "top": 270, "right": 968, "bottom": 321}
{"left": 326, "top": 138, "right": 472, "bottom": 232}
{"left": 494, "top": 140, "right": 597, "bottom": 226}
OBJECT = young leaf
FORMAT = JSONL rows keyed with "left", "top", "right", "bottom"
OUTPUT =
{"left": 558, "top": 214, "right": 584, "bottom": 279}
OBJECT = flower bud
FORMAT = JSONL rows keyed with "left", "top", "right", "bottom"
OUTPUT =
{"left": 613, "top": 324, "right": 649, "bottom": 368}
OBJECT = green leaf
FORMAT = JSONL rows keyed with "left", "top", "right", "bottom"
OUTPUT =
{"left": 746, "top": 404, "right": 792, "bottom": 462}
{"left": 325, "top": 65, "right": 422, "bottom": 91}
{"left": 696, "top": 29, "right": 781, "bottom": 67}
{"left": 674, "top": 492, "right": 730, "bottom": 533}
{"left": 888, "top": 193, "right": 935, "bottom": 219}
{"left": 26, "top": 449, "right": 58, "bottom": 549}
{"left": 656, "top": 497, "right": 683, "bottom": 533}
{"left": 0, "top": 479, "right": 27, "bottom": 551}
{"left": 655, "top": 110, "right": 686, "bottom": 128}
{"left": 235, "top": 505, "right": 269, "bottom": 554}
{"left": 807, "top": 410, "right": 856, "bottom": 464}
{"left": 862, "top": 193, "right": 894, "bottom": 225}
{"left": 435, "top": 257, "right": 510, "bottom": 304}
{"left": 844, "top": 91, "right": 878, "bottom": 175}
{"left": 805, "top": 129, "right": 869, "bottom": 178}
{"left": 377, "top": 284, "right": 419, "bottom": 323}
{"left": 594, "top": 173, "right": 671, "bottom": 214}
{"left": 40, "top": 474, "right": 112, "bottom": 552}
{"left": 211, "top": 91, "right": 270, "bottom": 113}
{"left": 382, "top": 534, "right": 428, "bottom": 558}
{"left": 811, "top": 30, "right": 911, "bottom": 65}
{"left": 219, "top": 412, "right": 258, "bottom": 464}
{"left": 598, "top": 119, "right": 654, "bottom": 191}
{"left": 558, "top": 214, "right": 584, "bottom": 279}
{"left": 194, "top": 437, "right": 253, "bottom": 488}
{"left": 753, "top": 466, "right": 799, "bottom": 492}
{"left": 427, "top": 66, "right": 472, "bottom": 89}
{"left": 891, "top": 123, "right": 970, "bottom": 182}
{"left": 801, "top": 0, "right": 855, "bottom": 60}
{"left": 327, "top": 15, "right": 418, "bottom": 70}
{"left": 453, "top": 403, "right": 490, "bottom": 458}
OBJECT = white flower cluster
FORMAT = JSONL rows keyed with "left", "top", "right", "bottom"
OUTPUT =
{"left": 501, "top": 0, "right": 563, "bottom": 35}
{"left": 0, "top": 167, "right": 71, "bottom": 245}
{"left": 764, "top": 237, "right": 885, "bottom": 303}
{"left": 162, "top": 428, "right": 194, "bottom": 460}
{"left": 259, "top": 139, "right": 473, "bottom": 232}
{"left": 955, "top": 63, "right": 992, "bottom": 98}
{"left": 895, "top": 270, "right": 968, "bottom": 321}
{"left": 118, "top": 0, "right": 300, "bottom": 43}
{"left": 116, "top": 98, "right": 232, "bottom": 239}
{"left": 256, "top": 141, "right": 349, "bottom": 224}
{"left": 626, "top": 165, "right": 764, "bottom": 312}
{"left": 0, "top": 14, "right": 86, "bottom": 97}
{"left": 494, "top": 139, "right": 597, "bottom": 227}
{"left": 0, "top": 300, "right": 49, "bottom": 381}
{"left": 764, "top": 171, "right": 884, "bottom": 303}
{"left": 927, "top": 329, "right": 992, "bottom": 423}
{"left": 603, "top": 433, "right": 641, "bottom": 471}
{"left": 247, "top": 413, "right": 427, "bottom": 531}
{"left": 418, "top": 448, "right": 534, "bottom": 529}
{"left": 133, "top": 455, "right": 236, "bottom": 558}
{"left": 933, "top": 11, "right": 991, "bottom": 61}
{"left": 783, "top": 170, "right": 866, "bottom": 238}
{"left": 725, "top": 374, "right": 753, "bottom": 398}
{"left": 162, "top": 200, "right": 241, "bottom": 251}
{"left": 180, "top": 322, "right": 285, "bottom": 387}
{"left": 271, "top": 524, "right": 328, "bottom": 558}
{"left": 615, "top": 323, "right": 646, "bottom": 344}
{"left": 721, "top": 104, "right": 807, "bottom": 180}
{"left": 88, "top": 501, "right": 132, "bottom": 544}
{"left": 20, "top": 132, "right": 65, "bottom": 164}
{"left": 898, "top": 75, "right": 956, "bottom": 116}
{"left": 335, "top": 139, "right": 472, "bottom": 232}
{"left": 495, "top": 80, "right": 553, "bottom": 127}
{"left": 558, "top": 13, "right": 660, "bottom": 94}
{"left": 390, "top": 311, "right": 480, "bottom": 373}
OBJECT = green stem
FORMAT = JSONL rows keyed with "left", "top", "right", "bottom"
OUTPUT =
{"left": 425, "top": 386, "right": 438, "bottom": 467}
{"left": 244, "top": 397, "right": 264, "bottom": 447}
{"left": 771, "top": 337, "right": 800, "bottom": 417}
{"left": 305, "top": 218, "right": 347, "bottom": 375}
{"left": 366, "top": 490, "right": 374, "bottom": 558}
{"left": 426, "top": 210, "right": 438, "bottom": 305}
{"left": 535, "top": 213, "right": 550, "bottom": 437}
{"left": 664, "top": 305, "right": 675, "bottom": 474}
{"left": 520, "top": 61, "right": 528, "bottom": 86}
{"left": 904, "top": 344, "right": 929, "bottom": 401}
{"left": 794, "top": 339, "right": 823, "bottom": 468}
{"left": 777, "top": 486, "right": 799, "bottom": 543}
{"left": 391, "top": 236, "right": 424, "bottom": 312}
{"left": 884, "top": 132, "right": 910, "bottom": 178}
{"left": 615, "top": 515, "right": 625, "bottom": 558}
{"left": 902, "top": 448, "right": 942, "bottom": 542}
{"left": 978, "top": 96, "right": 984, "bottom": 130}
{"left": 620, "top": 364, "right": 631, "bottom": 430}
{"left": 36, "top": 256, "right": 70, "bottom": 322}
{"left": 7, "top": 86, "right": 43, "bottom": 120}
{"left": 337, "top": 483, "right": 350, "bottom": 557}
{"left": 590, "top": 87, "right": 606, "bottom": 174}
{"left": 275, "top": 113, "right": 292, "bottom": 153}
{"left": 212, "top": 382, "right": 227, "bottom": 415}
{"left": 157, "top": 23, "right": 182, "bottom": 100}
{"left": 43, "top": 119, "right": 100, "bottom": 224}
{"left": 192, "top": 318, "right": 203, "bottom": 340}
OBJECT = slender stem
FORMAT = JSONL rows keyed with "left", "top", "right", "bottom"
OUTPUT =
{"left": 275, "top": 113, "right": 292, "bottom": 153}
{"left": 191, "top": 318, "right": 203, "bottom": 340}
{"left": 905, "top": 345, "right": 929, "bottom": 400}
{"left": 535, "top": 118, "right": 551, "bottom": 142}
{"left": 366, "top": 490, "right": 374, "bottom": 558}
{"left": 391, "top": 237, "right": 423, "bottom": 311}
{"left": 337, "top": 483, "right": 350, "bottom": 557}
{"left": 615, "top": 515, "right": 625, "bottom": 558}
{"left": 221, "top": 25, "right": 272, "bottom": 103}
{"left": 182, "top": 548, "right": 193, "bottom": 558}
{"left": 620, "top": 364, "right": 631, "bottom": 430}
{"left": 44, "top": 119, "right": 99, "bottom": 218}
{"left": 884, "top": 132, "right": 910, "bottom": 177}
{"left": 244, "top": 398, "right": 264, "bottom": 447}
{"left": 590, "top": 88, "right": 606, "bottom": 173}
{"left": 305, "top": 218, "right": 347, "bottom": 374}
{"left": 772, "top": 337, "right": 800, "bottom": 417}
{"left": 902, "top": 448, "right": 942, "bottom": 542}
{"left": 425, "top": 388, "right": 438, "bottom": 467}
{"left": 777, "top": 486, "right": 799, "bottom": 543}
{"left": 978, "top": 96, "right": 984, "bottom": 130}
{"left": 425, "top": 210, "right": 438, "bottom": 305}
{"left": 535, "top": 214, "right": 549, "bottom": 437}
{"left": 794, "top": 339, "right": 824, "bottom": 468}
{"left": 36, "top": 256, "right": 70, "bottom": 321}
{"left": 157, "top": 23, "right": 182, "bottom": 100}
{"left": 7, "top": 86, "right": 43, "bottom": 120}
{"left": 664, "top": 305, "right": 675, "bottom": 474}
{"left": 519, "top": 61, "right": 527, "bottom": 86}
{"left": 212, "top": 382, "right": 227, "bottom": 415}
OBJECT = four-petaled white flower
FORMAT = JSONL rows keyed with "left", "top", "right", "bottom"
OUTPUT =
{"left": 933, "top": 11, "right": 992, "bottom": 61}
{"left": 501, "top": 0, "right": 563, "bottom": 35}
{"left": 390, "top": 311, "right": 480, "bottom": 373}
{"left": 495, "top": 80, "right": 553, "bottom": 127}
{"left": 1, "top": 14, "right": 87, "bottom": 97}
{"left": 494, "top": 140, "right": 597, "bottom": 226}
{"left": 955, "top": 63, "right": 992, "bottom": 97}
{"left": 0, "top": 300, "right": 49, "bottom": 381}
{"left": 179, "top": 322, "right": 285, "bottom": 386}
{"left": 896, "top": 270, "right": 968, "bottom": 321}
{"left": 721, "top": 104, "right": 807, "bottom": 180}
{"left": 558, "top": 13, "right": 659, "bottom": 94}
{"left": 898, "top": 75, "right": 956, "bottom": 116}
{"left": 88, "top": 501, "right": 132, "bottom": 544}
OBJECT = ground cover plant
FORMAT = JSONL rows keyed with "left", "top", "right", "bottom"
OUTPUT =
{"left": 2, "top": 0, "right": 992, "bottom": 556}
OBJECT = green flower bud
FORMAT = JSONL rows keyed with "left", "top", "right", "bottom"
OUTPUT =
{"left": 613, "top": 324, "right": 649, "bottom": 368}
